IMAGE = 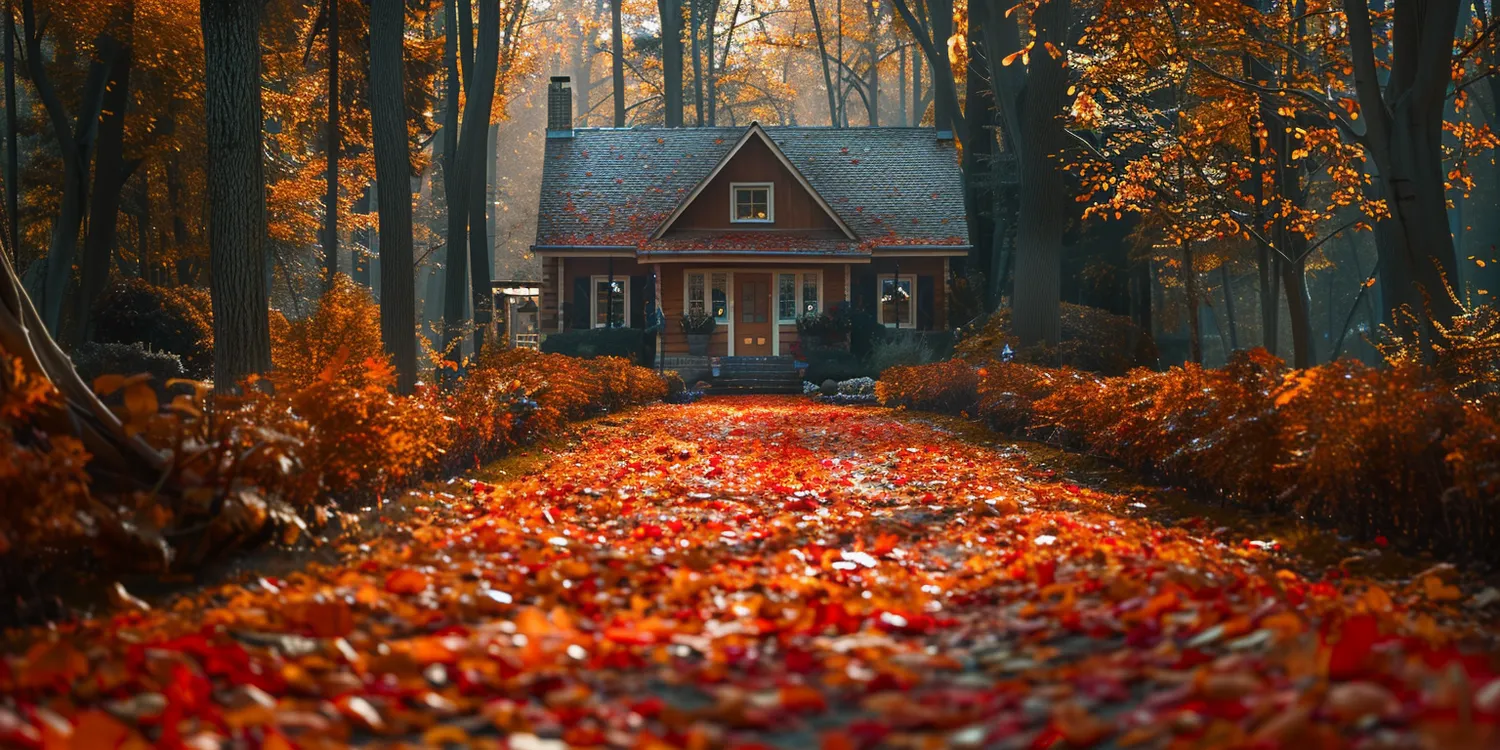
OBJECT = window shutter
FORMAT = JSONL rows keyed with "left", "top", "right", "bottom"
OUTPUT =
{"left": 851, "top": 268, "right": 876, "bottom": 313}
{"left": 917, "top": 275, "right": 935, "bottom": 330}
{"left": 630, "top": 275, "right": 649, "bottom": 328}
{"left": 570, "top": 277, "right": 590, "bottom": 329}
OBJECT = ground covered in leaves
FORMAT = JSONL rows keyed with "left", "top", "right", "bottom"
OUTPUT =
{"left": 4, "top": 397, "right": 1500, "bottom": 749}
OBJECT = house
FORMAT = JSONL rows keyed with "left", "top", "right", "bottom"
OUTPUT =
{"left": 532, "top": 76, "right": 970, "bottom": 371}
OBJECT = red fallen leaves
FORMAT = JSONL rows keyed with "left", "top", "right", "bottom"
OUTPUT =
{"left": 3, "top": 398, "right": 1499, "bottom": 749}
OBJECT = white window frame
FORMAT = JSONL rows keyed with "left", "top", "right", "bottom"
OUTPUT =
{"left": 685, "top": 271, "right": 731, "bottom": 325}
{"left": 590, "top": 275, "right": 629, "bottom": 328}
{"left": 729, "top": 182, "right": 775, "bottom": 224}
{"left": 776, "top": 270, "right": 822, "bottom": 324}
{"left": 876, "top": 274, "right": 917, "bottom": 328}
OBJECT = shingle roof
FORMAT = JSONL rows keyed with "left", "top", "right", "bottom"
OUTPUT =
{"left": 533, "top": 126, "right": 969, "bottom": 251}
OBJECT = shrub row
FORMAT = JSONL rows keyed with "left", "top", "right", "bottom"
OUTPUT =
{"left": 0, "top": 278, "right": 667, "bottom": 571}
{"left": 878, "top": 350, "right": 1500, "bottom": 562}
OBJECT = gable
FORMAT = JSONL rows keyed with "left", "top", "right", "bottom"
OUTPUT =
{"left": 664, "top": 136, "right": 845, "bottom": 234}
{"left": 533, "top": 127, "right": 970, "bottom": 250}
{"left": 651, "top": 125, "right": 854, "bottom": 241}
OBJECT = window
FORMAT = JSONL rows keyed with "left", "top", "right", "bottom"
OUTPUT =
{"left": 591, "top": 276, "right": 628, "bottom": 328}
{"left": 731, "top": 182, "right": 773, "bottom": 223}
{"left": 777, "top": 274, "right": 798, "bottom": 322}
{"left": 877, "top": 275, "right": 916, "bottom": 328}
{"left": 802, "top": 273, "right": 820, "bottom": 315}
{"left": 686, "top": 272, "right": 730, "bottom": 324}
{"left": 775, "top": 271, "right": 821, "bottom": 323}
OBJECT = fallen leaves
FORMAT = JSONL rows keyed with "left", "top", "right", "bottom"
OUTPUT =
{"left": 1, "top": 398, "right": 1497, "bottom": 749}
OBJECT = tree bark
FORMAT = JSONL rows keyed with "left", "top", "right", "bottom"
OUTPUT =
{"left": 201, "top": 0, "right": 273, "bottom": 387}
{"left": 1219, "top": 264, "right": 1239, "bottom": 351}
{"left": 23, "top": 0, "right": 111, "bottom": 335}
{"left": 689, "top": 0, "right": 704, "bottom": 125}
{"left": 444, "top": 0, "right": 499, "bottom": 362}
{"left": 1343, "top": 0, "right": 1462, "bottom": 335}
{"left": 897, "top": 44, "right": 907, "bottom": 126}
{"left": 73, "top": 31, "right": 135, "bottom": 347}
{"left": 808, "top": 0, "right": 838, "bottom": 126}
{"left": 658, "top": 0, "right": 684, "bottom": 126}
{"left": 4, "top": 0, "right": 17, "bottom": 264}
{"left": 322, "top": 0, "right": 340, "bottom": 289}
{"left": 611, "top": 0, "right": 625, "bottom": 125}
{"left": 370, "top": 0, "right": 418, "bottom": 393}
{"left": 986, "top": 0, "right": 1069, "bottom": 347}
{"left": 1281, "top": 247, "right": 1314, "bottom": 367}
{"left": 1181, "top": 240, "right": 1202, "bottom": 365}
{"left": 440, "top": 0, "right": 467, "bottom": 368}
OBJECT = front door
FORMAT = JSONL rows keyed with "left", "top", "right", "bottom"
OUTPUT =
{"left": 736, "top": 273, "right": 773, "bottom": 355}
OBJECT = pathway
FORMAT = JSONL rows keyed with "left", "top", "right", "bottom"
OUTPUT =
{"left": 2, "top": 397, "right": 1496, "bottom": 749}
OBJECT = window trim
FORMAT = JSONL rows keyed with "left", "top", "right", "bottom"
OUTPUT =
{"left": 729, "top": 182, "right": 775, "bottom": 224}
{"left": 685, "top": 270, "right": 731, "bottom": 325}
{"left": 776, "top": 270, "right": 822, "bottom": 324}
{"left": 589, "top": 275, "right": 630, "bottom": 328}
{"left": 876, "top": 274, "right": 917, "bottom": 328}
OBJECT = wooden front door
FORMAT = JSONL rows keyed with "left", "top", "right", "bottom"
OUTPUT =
{"left": 736, "top": 273, "right": 773, "bottom": 355}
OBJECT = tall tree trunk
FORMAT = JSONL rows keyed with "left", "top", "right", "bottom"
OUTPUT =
{"left": 985, "top": 0, "right": 1068, "bottom": 347}
{"left": 201, "top": 0, "right": 272, "bottom": 386}
{"left": 444, "top": 0, "right": 499, "bottom": 361}
{"left": 322, "top": 0, "right": 340, "bottom": 289}
{"left": 1343, "top": 0, "right": 1462, "bottom": 336}
{"left": 960, "top": 13, "right": 992, "bottom": 286}
{"left": 4, "top": 0, "right": 17, "bottom": 264}
{"left": 1220, "top": 264, "right": 1239, "bottom": 351}
{"left": 352, "top": 186, "right": 372, "bottom": 287}
{"left": 23, "top": 0, "right": 111, "bottom": 335}
{"left": 440, "top": 0, "right": 467, "bottom": 368}
{"left": 911, "top": 42, "right": 921, "bottom": 124}
{"left": 808, "top": 0, "right": 838, "bottom": 127}
{"left": 689, "top": 0, "right": 704, "bottom": 125}
{"left": 73, "top": 32, "right": 135, "bottom": 347}
{"left": 863, "top": 0, "right": 879, "bottom": 126}
{"left": 897, "top": 45, "right": 907, "bottom": 126}
{"left": 658, "top": 0, "right": 684, "bottom": 126}
{"left": 1281, "top": 248, "right": 1314, "bottom": 367}
{"left": 611, "top": 0, "right": 625, "bottom": 126}
{"left": 706, "top": 0, "right": 724, "bottom": 125}
{"left": 371, "top": 0, "right": 418, "bottom": 393}
{"left": 1181, "top": 240, "right": 1202, "bottom": 365}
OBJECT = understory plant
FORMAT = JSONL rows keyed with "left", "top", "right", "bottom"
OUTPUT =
{"left": 0, "top": 276, "right": 668, "bottom": 574}
{"left": 878, "top": 345, "right": 1500, "bottom": 562}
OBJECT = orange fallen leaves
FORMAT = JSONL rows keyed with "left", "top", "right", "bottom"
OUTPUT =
{"left": 0, "top": 398, "right": 1496, "bottom": 749}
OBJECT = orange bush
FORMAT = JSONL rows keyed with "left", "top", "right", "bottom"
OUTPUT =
{"left": 270, "top": 274, "right": 388, "bottom": 390}
{"left": 881, "top": 350, "right": 1500, "bottom": 561}
{"left": 0, "top": 355, "right": 93, "bottom": 555}
{"left": 2, "top": 308, "right": 668, "bottom": 570}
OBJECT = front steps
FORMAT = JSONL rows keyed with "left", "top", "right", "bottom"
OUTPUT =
{"left": 713, "top": 356, "right": 801, "bottom": 394}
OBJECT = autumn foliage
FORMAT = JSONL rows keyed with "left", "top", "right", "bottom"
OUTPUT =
{"left": 880, "top": 352, "right": 1500, "bottom": 560}
{"left": 0, "top": 286, "right": 668, "bottom": 570}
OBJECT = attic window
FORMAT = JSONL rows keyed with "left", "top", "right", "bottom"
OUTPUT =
{"left": 731, "top": 183, "right": 773, "bottom": 223}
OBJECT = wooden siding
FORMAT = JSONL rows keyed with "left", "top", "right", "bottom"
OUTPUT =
{"left": 666, "top": 137, "right": 844, "bottom": 234}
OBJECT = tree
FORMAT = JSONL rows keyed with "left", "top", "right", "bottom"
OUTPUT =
{"left": 985, "top": 0, "right": 1072, "bottom": 348}
{"left": 369, "top": 0, "right": 417, "bottom": 393}
{"left": 658, "top": 0, "right": 684, "bottom": 126}
{"left": 201, "top": 0, "right": 272, "bottom": 386}
{"left": 1343, "top": 0, "right": 1462, "bottom": 331}
{"left": 611, "top": 0, "right": 625, "bottom": 126}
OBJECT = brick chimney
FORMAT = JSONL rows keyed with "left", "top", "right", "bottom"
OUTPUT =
{"left": 546, "top": 76, "right": 574, "bottom": 138}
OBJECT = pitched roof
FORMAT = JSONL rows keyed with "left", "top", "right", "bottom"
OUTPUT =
{"left": 651, "top": 124, "right": 855, "bottom": 240}
{"left": 533, "top": 126, "right": 970, "bottom": 251}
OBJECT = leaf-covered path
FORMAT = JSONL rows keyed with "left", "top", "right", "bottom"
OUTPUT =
{"left": 4, "top": 397, "right": 1498, "bottom": 749}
